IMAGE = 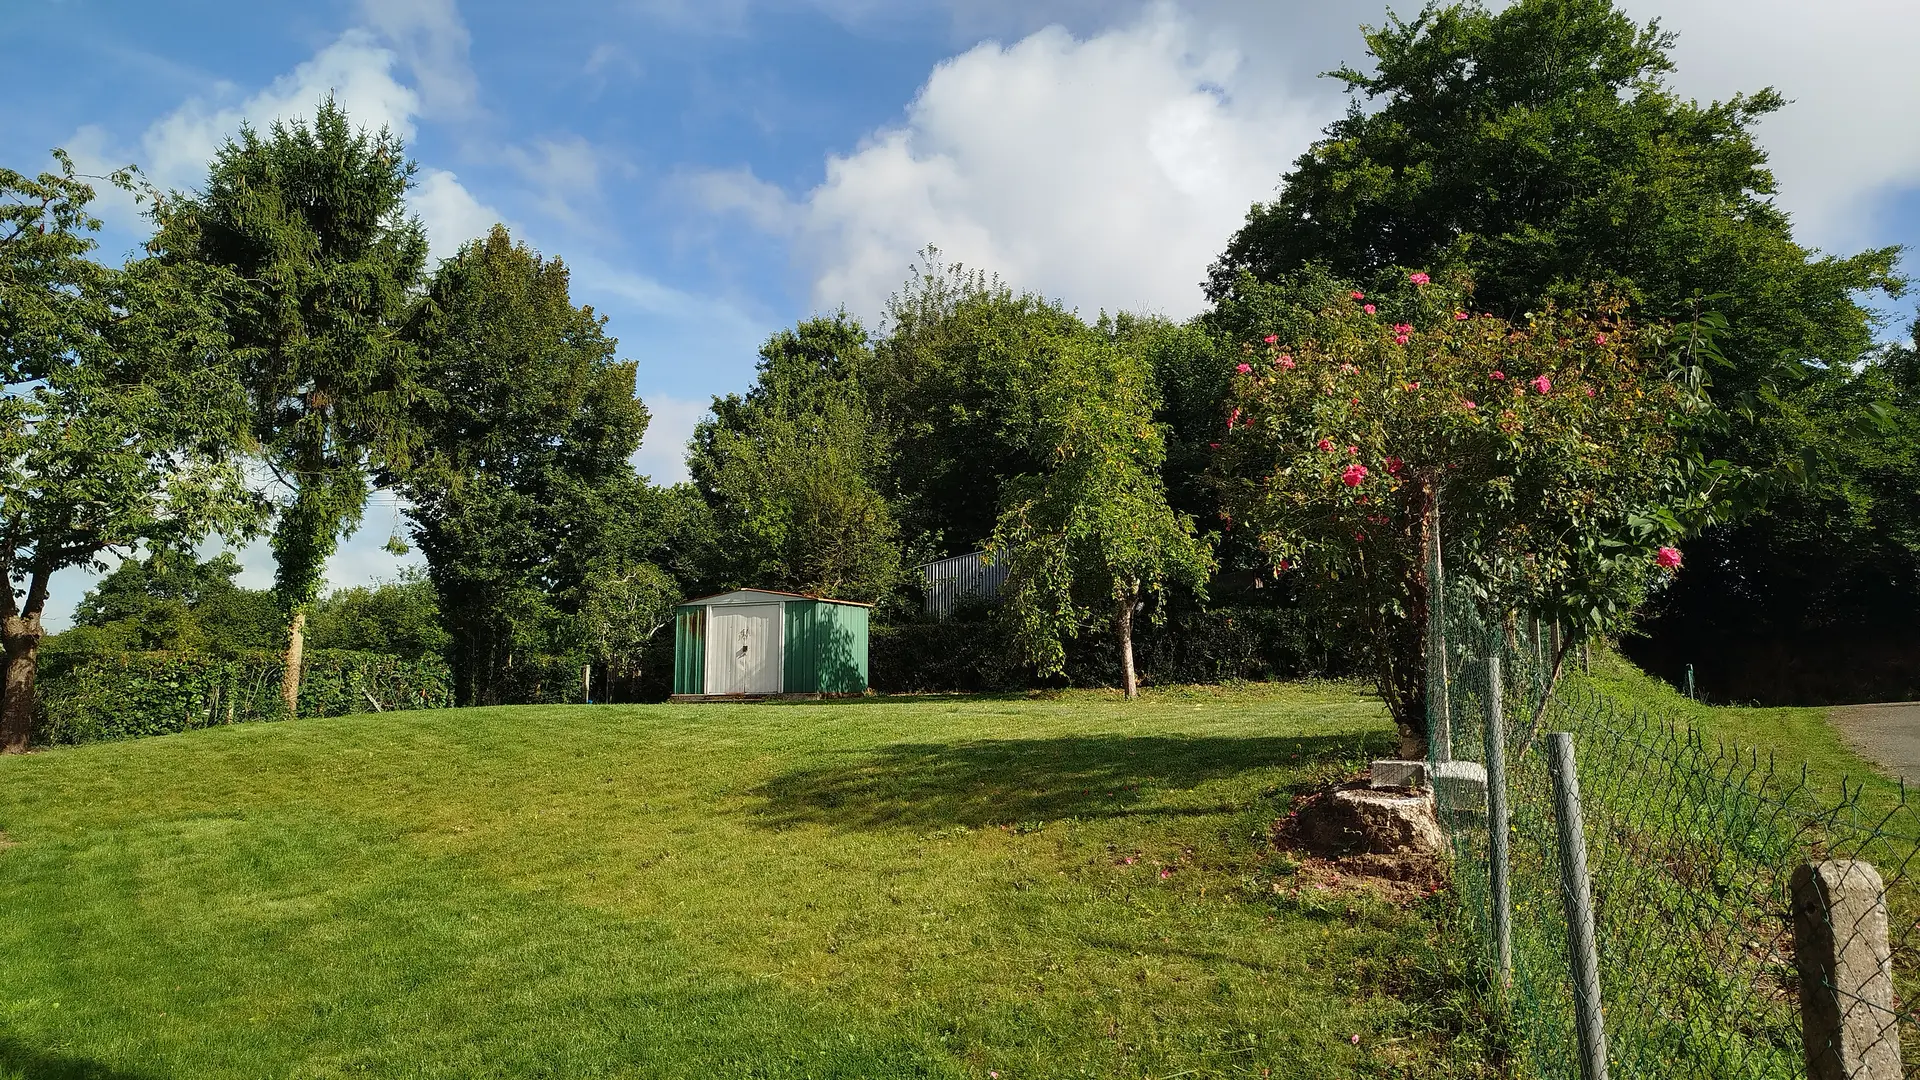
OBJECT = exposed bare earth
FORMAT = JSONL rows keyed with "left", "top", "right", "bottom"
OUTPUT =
{"left": 1829, "top": 702, "right": 1920, "bottom": 783}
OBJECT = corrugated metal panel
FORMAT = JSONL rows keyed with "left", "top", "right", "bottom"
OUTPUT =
{"left": 783, "top": 601, "right": 817, "bottom": 694}
{"left": 921, "top": 551, "right": 1008, "bottom": 620}
{"left": 673, "top": 607, "right": 705, "bottom": 695}
{"left": 813, "top": 602, "right": 868, "bottom": 693}
{"left": 705, "top": 602, "right": 782, "bottom": 694}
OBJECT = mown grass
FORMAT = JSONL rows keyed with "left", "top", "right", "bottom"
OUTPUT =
{"left": 1579, "top": 650, "right": 1906, "bottom": 807}
{"left": 0, "top": 682, "right": 1482, "bottom": 1079}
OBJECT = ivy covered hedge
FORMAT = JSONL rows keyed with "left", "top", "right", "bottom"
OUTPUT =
{"left": 35, "top": 650, "right": 454, "bottom": 746}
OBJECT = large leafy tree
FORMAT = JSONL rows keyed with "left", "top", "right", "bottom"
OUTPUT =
{"left": 62, "top": 550, "right": 280, "bottom": 657}
{"left": 1210, "top": 0, "right": 1909, "bottom": 699}
{"left": 988, "top": 323, "right": 1212, "bottom": 698}
{"left": 157, "top": 99, "right": 428, "bottom": 714}
{"left": 395, "top": 225, "right": 654, "bottom": 706}
{"left": 688, "top": 316, "right": 904, "bottom": 604}
{"left": 1214, "top": 271, "right": 1719, "bottom": 753}
{"left": 1209, "top": 0, "right": 1899, "bottom": 377}
{"left": 866, "top": 254, "right": 1089, "bottom": 557}
{"left": 1, "top": 154, "right": 258, "bottom": 750}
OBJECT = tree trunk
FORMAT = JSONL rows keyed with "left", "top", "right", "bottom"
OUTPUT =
{"left": 280, "top": 610, "right": 307, "bottom": 717}
{"left": 2, "top": 568, "right": 52, "bottom": 754}
{"left": 1116, "top": 593, "right": 1139, "bottom": 700}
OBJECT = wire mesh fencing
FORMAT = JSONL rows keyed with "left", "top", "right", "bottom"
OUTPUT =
{"left": 1427, "top": 602, "right": 1920, "bottom": 1079}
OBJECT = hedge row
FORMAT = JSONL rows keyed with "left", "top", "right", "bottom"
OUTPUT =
{"left": 35, "top": 650, "right": 454, "bottom": 746}
{"left": 871, "top": 604, "right": 1359, "bottom": 693}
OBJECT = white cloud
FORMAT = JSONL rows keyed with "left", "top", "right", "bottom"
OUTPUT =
{"left": 356, "top": 0, "right": 478, "bottom": 118}
{"left": 784, "top": 7, "right": 1326, "bottom": 320}
{"left": 1615, "top": 0, "right": 1920, "bottom": 254}
{"left": 139, "top": 30, "right": 423, "bottom": 192}
{"left": 632, "top": 395, "right": 711, "bottom": 485}
{"left": 502, "top": 135, "right": 605, "bottom": 224}
{"left": 681, "top": 166, "right": 798, "bottom": 234}
{"left": 412, "top": 167, "right": 507, "bottom": 262}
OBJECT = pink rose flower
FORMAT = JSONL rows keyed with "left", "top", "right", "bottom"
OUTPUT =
{"left": 1408, "top": 272, "right": 1430, "bottom": 286}
{"left": 1236, "top": 362, "right": 1252, "bottom": 374}
{"left": 1490, "top": 371, "right": 1506, "bottom": 381}
{"left": 1455, "top": 312, "right": 1469, "bottom": 320}
{"left": 1346, "top": 444, "right": 1359, "bottom": 456}
{"left": 1585, "top": 386, "right": 1595, "bottom": 397}
{"left": 1462, "top": 400, "right": 1477, "bottom": 410}
{"left": 1394, "top": 334, "right": 1410, "bottom": 345}
{"left": 1341, "top": 463, "right": 1369, "bottom": 486}
{"left": 1656, "top": 546, "right": 1683, "bottom": 570}
{"left": 1385, "top": 456, "right": 1403, "bottom": 475}
{"left": 1264, "top": 334, "right": 1279, "bottom": 344}
{"left": 1363, "top": 304, "right": 1376, "bottom": 315}
{"left": 1594, "top": 333, "right": 1607, "bottom": 345}
{"left": 1350, "top": 290, "right": 1365, "bottom": 300}
{"left": 1277, "top": 355, "right": 1296, "bottom": 369}
{"left": 1317, "top": 437, "right": 1334, "bottom": 452}
{"left": 1531, "top": 374, "right": 1552, "bottom": 394}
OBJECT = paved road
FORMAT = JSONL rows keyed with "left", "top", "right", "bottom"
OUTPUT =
{"left": 1829, "top": 702, "right": 1920, "bottom": 784}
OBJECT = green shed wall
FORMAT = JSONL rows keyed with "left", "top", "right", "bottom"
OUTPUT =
{"left": 782, "top": 600, "right": 868, "bottom": 695}
{"left": 672, "top": 607, "right": 705, "bottom": 695}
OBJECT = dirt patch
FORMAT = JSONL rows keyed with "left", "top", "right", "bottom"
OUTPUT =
{"left": 1270, "top": 784, "right": 1447, "bottom": 907}
{"left": 1270, "top": 851, "right": 1447, "bottom": 908}
{"left": 0, "top": 831, "right": 16, "bottom": 852}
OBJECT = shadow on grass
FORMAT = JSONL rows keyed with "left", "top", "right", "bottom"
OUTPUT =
{"left": 749, "top": 733, "right": 1381, "bottom": 832}
{"left": 0, "top": 1036, "right": 160, "bottom": 1080}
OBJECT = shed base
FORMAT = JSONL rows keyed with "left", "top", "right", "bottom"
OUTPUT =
{"left": 670, "top": 693, "right": 864, "bottom": 703}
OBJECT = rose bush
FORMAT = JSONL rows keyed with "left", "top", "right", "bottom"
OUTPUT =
{"left": 1210, "top": 270, "right": 1726, "bottom": 752}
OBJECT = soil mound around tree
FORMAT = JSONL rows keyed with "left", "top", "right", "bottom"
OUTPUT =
{"left": 1270, "top": 780, "right": 1448, "bottom": 907}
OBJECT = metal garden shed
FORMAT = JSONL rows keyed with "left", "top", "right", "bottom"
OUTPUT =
{"left": 670, "top": 589, "right": 871, "bottom": 699}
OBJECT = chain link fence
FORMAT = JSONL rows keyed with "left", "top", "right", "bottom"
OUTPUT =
{"left": 1426, "top": 595, "right": 1920, "bottom": 1078}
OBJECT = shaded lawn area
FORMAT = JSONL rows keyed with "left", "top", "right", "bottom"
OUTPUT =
{"left": 0, "top": 682, "right": 1474, "bottom": 1079}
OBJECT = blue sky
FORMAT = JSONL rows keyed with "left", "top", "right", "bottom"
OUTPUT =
{"left": 5, "top": 0, "right": 1918, "bottom": 627}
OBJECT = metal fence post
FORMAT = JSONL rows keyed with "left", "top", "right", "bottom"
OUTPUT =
{"left": 1791, "top": 860, "right": 1902, "bottom": 1080}
{"left": 1548, "top": 732, "right": 1609, "bottom": 1080}
{"left": 1485, "top": 653, "right": 1511, "bottom": 985}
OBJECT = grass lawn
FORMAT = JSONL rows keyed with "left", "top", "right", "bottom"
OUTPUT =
{"left": 0, "top": 683, "right": 1477, "bottom": 1080}
{"left": 1579, "top": 651, "right": 1907, "bottom": 808}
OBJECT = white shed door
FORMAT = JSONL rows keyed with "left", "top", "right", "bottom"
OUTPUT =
{"left": 704, "top": 604, "right": 782, "bottom": 694}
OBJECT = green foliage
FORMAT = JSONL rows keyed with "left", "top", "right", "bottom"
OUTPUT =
{"left": 1208, "top": 0, "right": 1913, "bottom": 706}
{"left": 867, "top": 252, "right": 1089, "bottom": 556}
{"left": 688, "top": 316, "right": 904, "bottom": 604}
{"left": 1631, "top": 322, "right": 1920, "bottom": 702}
{"left": 987, "top": 323, "right": 1212, "bottom": 687}
{"left": 1210, "top": 0, "right": 1900, "bottom": 381}
{"left": 156, "top": 98, "right": 429, "bottom": 638}
{"left": 307, "top": 572, "right": 451, "bottom": 659}
{"left": 396, "top": 225, "right": 661, "bottom": 705}
{"left": 1213, "top": 271, "right": 1720, "bottom": 740}
{"left": 62, "top": 550, "right": 281, "bottom": 658}
{"left": 871, "top": 606, "right": 1356, "bottom": 694}
{"left": 1, "top": 151, "right": 260, "bottom": 747}
{"left": 34, "top": 649, "right": 451, "bottom": 745}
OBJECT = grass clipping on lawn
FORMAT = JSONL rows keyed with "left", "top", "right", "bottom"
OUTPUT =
{"left": 0, "top": 683, "right": 1492, "bottom": 1079}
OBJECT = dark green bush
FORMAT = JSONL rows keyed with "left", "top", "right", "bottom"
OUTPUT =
{"left": 871, "top": 604, "right": 1358, "bottom": 693}
{"left": 35, "top": 650, "right": 453, "bottom": 746}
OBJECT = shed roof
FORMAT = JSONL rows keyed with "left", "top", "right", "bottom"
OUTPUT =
{"left": 680, "top": 588, "right": 874, "bottom": 608}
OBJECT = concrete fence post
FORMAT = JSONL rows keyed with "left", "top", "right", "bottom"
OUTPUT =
{"left": 1792, "top": 860, "right": 1902, "bottom": 1080}
{"left": 1485, "top": 653, "right": 1512, "bottom": 986}
{"left": 1548, "top": 732, "right": 1609, "bottom": 1080}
